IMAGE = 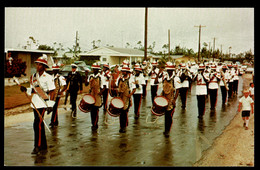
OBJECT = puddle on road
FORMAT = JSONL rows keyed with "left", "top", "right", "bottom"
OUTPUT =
{"left": 4, "top": 77, "right": 244, "bottom": 166}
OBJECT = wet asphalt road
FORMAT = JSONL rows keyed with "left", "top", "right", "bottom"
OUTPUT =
{"left": 4, "top": 77, "right": 243, "bottom": 166}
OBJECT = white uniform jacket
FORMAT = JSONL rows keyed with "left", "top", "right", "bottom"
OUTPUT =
{"left": 27, "top": 71, "right": 56, "bottom": 109}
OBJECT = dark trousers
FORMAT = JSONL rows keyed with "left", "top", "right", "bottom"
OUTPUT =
{"left": 133, "top": 94, "right": 142, "bottom": 117}
{"left": 233, "top": 80, "right": 239, "bottom": 94}
{"left": 179, "top": 87, "right": 188, "bottom": 107}
{"left": 197, "top": 95, "right": 206, "bottom": 118}
{"left": 220, "top": 86, "right": 228, "bottom": 104}
{"left": 103, "top": 89, "right": 109, "bottom": 112}
{"left": 228, "top": 82, "right": 234, "bottom": 98}
{"left": 33, "top": 108, "right": 47, "bottom": 149}
{"left": 70, "top": 90, "right": 78, "bottom": 112}
{"left": 50, "top": 96, "right": 60, "bottom": 125}
{"left": 119, "top": 109, "right": 129, "bottom": 129}
{"left": 164, "top": 108, "right": 175, "bottom": 133}
{"left": 142, "top": 80, "right": 147, "bottom": 98}
{"left": 90, "top": 106, "right": 99, "bottom": 128}
{"left": 209, "top": 89, "right": 218, "bottom": 109}
{"left": 64, "top": 91, "right": 69, "bottom": 105}
{"left": 151, "top": 85, "right": 158, "bottom": 103}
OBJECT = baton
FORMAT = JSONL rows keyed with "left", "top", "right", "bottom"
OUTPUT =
{"left": 13, "top": 76, "right": 51, "bottom": 133}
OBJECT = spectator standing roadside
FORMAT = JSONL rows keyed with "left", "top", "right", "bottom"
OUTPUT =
{"left": 237, "top": 89, "right": 254, "bottom": 130}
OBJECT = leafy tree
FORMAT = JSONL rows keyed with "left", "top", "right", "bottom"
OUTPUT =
{"left": 244, "top": 49, "right": 254, "bottom": 63}
{"left": 37, "top": 44, "right": 54, "bottom": 51}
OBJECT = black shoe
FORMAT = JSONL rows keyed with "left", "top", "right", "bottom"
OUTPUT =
{"left": 198, "top": 115, "right": 203, "bottom": 119}
{"left": 119, "top": 128, "right": 126, "bottom": 133}
{"left": 163, "top": 131, "right": 170, "bottom": 137}
{"left": 39, "top": 147, "right": 48, "bottom": 154}
{"left": 31, "top": 147, "right": 40, "bottom": 155}
{"left": 91, "top": 125, "right": 98, "bottom": 131}
{"left": 181, "top": 105, "right": 186, "bottom": 109}
{"left": 134, "top": 115, "right": 139, "bottom": 120}
{"left": 71, "top": 110, "right": 77, "bottom": 118}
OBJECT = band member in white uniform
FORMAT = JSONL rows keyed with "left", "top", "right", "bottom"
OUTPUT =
{"left": 208, "top": 65, "right": 221, "bottom": 110}
{"left": 101, "top": 63, "right": 111, "bottom": 113}
{"left": 50, "top": 64, "right": 67, "bottom": 127}
{"left": 148, "top": 61, "right": 160, "bottom": 103}
{"left": 193, "top": 64, "right": 209, "bottom": 119}
{"left": 219, "top": 65, "right": 230, "bottom": 105}
{"left": 178, "top": 64, "right": 192, "bottom": 109}
{"left": 133, "top": 64, "right": 146, "bottom": 119}
{"left": 232, "top": 65, "right": 239, "bottom": 95}
{"left": 141, "top": 60, "right": 149, "bottom": 99}
{"left": 20, "top": 54, "right": 55, "bottom": 154}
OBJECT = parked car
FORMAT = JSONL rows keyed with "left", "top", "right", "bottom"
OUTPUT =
{"left": 241, "top": 65, "right": 248, "bottom": 71}
{"left": 245, "top": 67, "right": 254, "bottom": 74}
{"left": 74, "top": 61, "right": 91, "bottom": 71}
{"left": 59, "top": 65, "right": 86, "bottom": 79}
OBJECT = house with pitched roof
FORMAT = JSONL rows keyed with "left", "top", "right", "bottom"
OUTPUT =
{"left": 5, "top": 48, "right": 55, "bottom": 80}
{"left": 78, "top": 46, "right": 155, "bottom": 66}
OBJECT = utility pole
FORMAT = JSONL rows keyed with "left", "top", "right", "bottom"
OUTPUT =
{"left": 212, "top": 37, "right": 216, "bottom": 61}
{"left": 168, "top": 29, "right": 170, "bottom": 58}
{"left": 74, "top": 31, "right": 79, "bottom": 58}
{"left": 194, "top": 25, "right": 206, "bottom": 62}
{"left": 144, "top": 7, "right": 148, "bottom": 61}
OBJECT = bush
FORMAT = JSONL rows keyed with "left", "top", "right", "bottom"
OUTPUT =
{"left": 5, "top": 59, "right": 27, "bottom": 78}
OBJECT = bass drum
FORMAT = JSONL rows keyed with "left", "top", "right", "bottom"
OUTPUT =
{"left": 78, "top": 94, "right": 96, "bottom": 113}
{"left": 107, "top": 97, "right": 124, "bottom": 117}
{"left": 151, "top": 96, "right": 168, "bottom": 116}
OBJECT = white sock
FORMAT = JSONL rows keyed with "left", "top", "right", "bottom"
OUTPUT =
{"left": 245, "top": 119, "right": 249, "bottom": 127}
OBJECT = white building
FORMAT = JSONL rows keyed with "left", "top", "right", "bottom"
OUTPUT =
{"left": 79, "top": 46, "right": 155, "bottom": 66}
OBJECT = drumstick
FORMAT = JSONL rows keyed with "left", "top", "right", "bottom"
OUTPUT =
{"left": 13, "top": 76, "right": 51, "bottom": 133}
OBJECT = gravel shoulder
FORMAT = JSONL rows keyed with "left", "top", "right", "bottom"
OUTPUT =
{"left": 193, "top": 73, "right": 254, "bottom": 167}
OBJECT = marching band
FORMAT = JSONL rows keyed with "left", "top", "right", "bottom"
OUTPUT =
{"left": 19, "top": 55, "right": 247, "bottom": 154}
{"left": 77, "top": 59, "right": 243, "bottom": 135}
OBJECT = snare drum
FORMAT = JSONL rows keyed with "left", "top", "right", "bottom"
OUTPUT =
{"left": 78, "top": 94, "right": 96, "bottom": 113}
{"left": 151, "top": 96, "right": 168, "bottom": 116}
{"left": 107, "top": 97, "right": 124, "bottom": 117}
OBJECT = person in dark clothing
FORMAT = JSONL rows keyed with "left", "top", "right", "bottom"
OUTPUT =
{"left": 66, "top": 64, "right": 83, "bottom": 118}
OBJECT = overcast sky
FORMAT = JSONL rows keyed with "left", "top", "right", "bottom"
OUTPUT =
{"left": 5, "top": 7, "right": 254, "bottom": 54}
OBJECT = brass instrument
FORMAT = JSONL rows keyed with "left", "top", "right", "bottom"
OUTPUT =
{"left": 53, "top": 75, "right": 61, "bottom": 101}
{"left": 143, "top": 64, "right": 151, "bottom": 77}
{"left": 221, "top": 71, "right": 229, "bottom": 91}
